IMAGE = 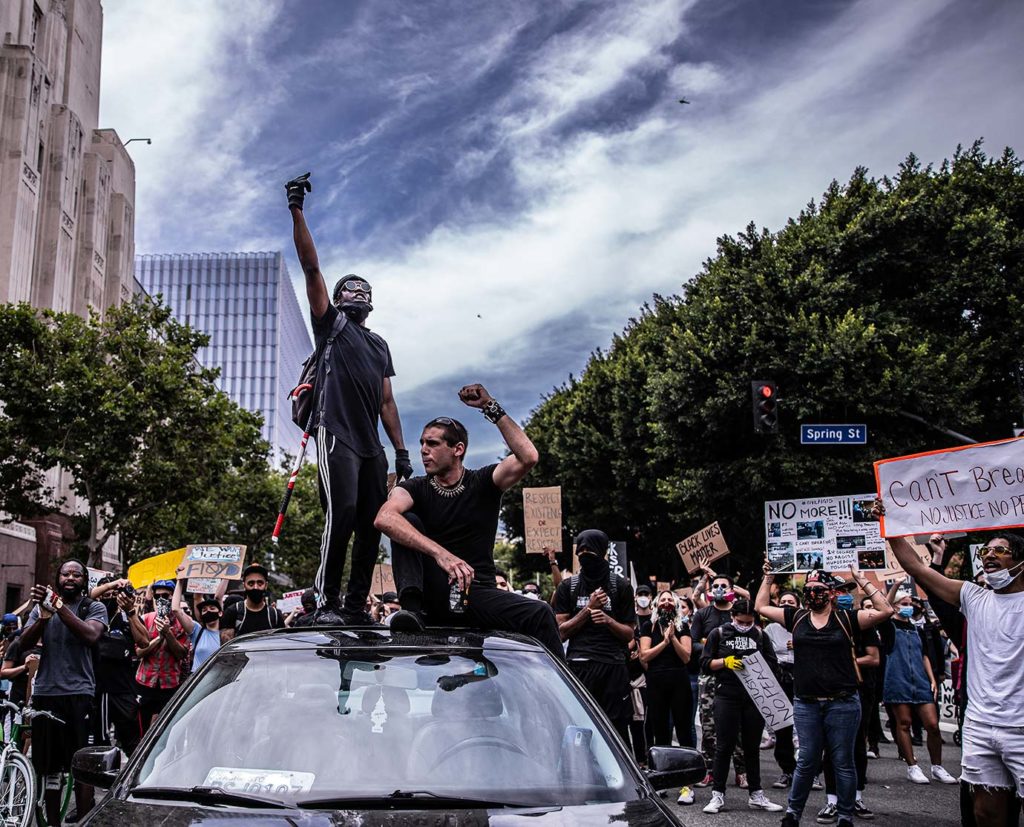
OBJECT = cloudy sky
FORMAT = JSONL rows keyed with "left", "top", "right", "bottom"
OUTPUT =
{"left": 99, "top": 0, "right": 1024, "bottom": 469}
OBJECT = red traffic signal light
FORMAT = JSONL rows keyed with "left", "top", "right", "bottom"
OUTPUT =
{"left": 751, "top": 380, "right": 779, "bottom": 433}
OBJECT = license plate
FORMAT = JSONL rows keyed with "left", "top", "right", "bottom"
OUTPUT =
{"left": 204, "top": 767, "right": 316, "bottom": 796}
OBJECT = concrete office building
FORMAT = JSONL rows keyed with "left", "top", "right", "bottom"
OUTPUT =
{"left": 136, "top": 252, "right": 313, "bottom": 460}
{"left": 0, "top": 0, "right": 134, "bottom": 591}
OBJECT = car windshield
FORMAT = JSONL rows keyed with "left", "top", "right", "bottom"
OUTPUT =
{"left": 133, "top": 644, "right": 637, "bottom": 807}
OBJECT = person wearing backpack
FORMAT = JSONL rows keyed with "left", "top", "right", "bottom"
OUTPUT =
{"left": 286, "top": 172, "right": 414, "bottom": 624}
{"left": 20, "top": 560, "right": 108, "bottom": 826}
{"left": 219, "top": 564, "right": 285, "bottom": 641}
{"left": 756, "top": 567, "right": 894, "bottom": 827}
{"left": 554, "top": 530, "right": 636, "bottom": 744}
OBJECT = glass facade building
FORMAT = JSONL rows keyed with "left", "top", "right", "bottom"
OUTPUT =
{"left": 136, "top": 252, "right": 312, "bottom": 461}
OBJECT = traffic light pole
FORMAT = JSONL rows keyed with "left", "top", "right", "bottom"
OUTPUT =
{"left": 897, "top": 410, "right": 976, "bottom": 445}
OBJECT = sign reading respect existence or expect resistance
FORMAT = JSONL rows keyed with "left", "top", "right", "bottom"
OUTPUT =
{"left": 875, "top": 437, "right": 1024, "bottom": 537}
{"left": 764, "top": 493, "right": 884, "bottom": 573}
{"left": 523, "top": 487, "right": 561, "bottom": 554}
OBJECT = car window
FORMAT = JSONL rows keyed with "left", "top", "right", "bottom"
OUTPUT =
{"left": 133, "top": 647, "right": 636, "bottom": 806}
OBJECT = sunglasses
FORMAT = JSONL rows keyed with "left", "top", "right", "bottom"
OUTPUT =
{"left": 426, "top": 417, "right": 467, "bottom": 437}
{"left": 803, "top": 587, "right": 831, "bottom": 595}
{"left": 340, "top": 279, "right": 371, "bottom": 292}
{"left": 981, "top": 545, "right": 1013, "bottom": 557}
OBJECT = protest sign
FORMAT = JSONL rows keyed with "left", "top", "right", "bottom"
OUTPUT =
{"left": 180, "top": 544, "right": 246, "bottom": 580}
{"left": 86, "top": 567, "right": 109, "bottom": 593}
{"left": 764, "top": 494, "right": 883, "bottom": 572}
{"left": 735, "top": 651, "right": 793, "bottom": 732}
{"left": 523, "top": 487, "right": 562, "bottom": 554}
{"left": 608, "top": 540, "right": 629, "bottom": 581}
{"left": 969, "top": 543, "right": 984, "bottom": 579}
{"left": 875, "top": 437, "right": 1024, "bottom": 537}
{"left": 127, "top": 548, "right": 187, "bottom": 588}
{"left": 186, "top": 577, "right": 222, "bottom": 595}
{"left": 277, "top": 589, "right": 306, "bottom": 614}
{"left": 372, "top": 563, "right": 396, "bottom": 596}
{"left": 676, "top": 522, "right": 729, "bottom": 574}
{"left": 882, "top": 541, "right": 932, "bottom": 578}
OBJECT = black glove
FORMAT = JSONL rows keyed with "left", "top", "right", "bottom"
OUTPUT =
{"left": 395, "top": 448, "right": 414, "bottom": 481}
{"left": 285, "top": 172, "right": 312, "bottom": 210}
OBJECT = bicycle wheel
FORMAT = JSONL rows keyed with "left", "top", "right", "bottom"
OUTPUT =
{"left": 0, "top": 752, "right": 35, "bottom": 827}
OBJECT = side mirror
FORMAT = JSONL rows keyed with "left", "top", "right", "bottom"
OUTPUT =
{"left": 644, "top": 746, "right": 705, "bottom": 789}
{"left": 72, "top": 746, "right": 121, "bottom": 789}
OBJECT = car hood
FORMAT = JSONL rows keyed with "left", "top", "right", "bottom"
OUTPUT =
{"left": 84, "top": 796, "right": 679, "bottom": 826}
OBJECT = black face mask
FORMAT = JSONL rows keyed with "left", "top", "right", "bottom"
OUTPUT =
{"left": 657, "top": 606, "right": 675, "bottom": 626}
{"left": 578, "top": 554, "right": 609, "bottom": 581}
{"left": 200, "top": 612, "right": 220, "bottom": 626}
{"left": 339, "top": 301, "right": 371, "bottom": 323}
{"left": 245, "top": 588, "right": 266, "bottom": 603}
{"left": 805, "top": 590, "right": 830, "bottom": 611}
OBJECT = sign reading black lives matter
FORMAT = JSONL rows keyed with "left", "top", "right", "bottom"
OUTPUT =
{"left": 764, "top": 494, "right": 883, "bottom": 573}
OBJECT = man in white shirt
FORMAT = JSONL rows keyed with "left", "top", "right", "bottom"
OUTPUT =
{"left": 887, "top": 527, "right": 1024, "bottom": 827}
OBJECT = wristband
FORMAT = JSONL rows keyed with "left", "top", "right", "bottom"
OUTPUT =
{"left": 481, "top": 399, "right": 507, "bottom": 424}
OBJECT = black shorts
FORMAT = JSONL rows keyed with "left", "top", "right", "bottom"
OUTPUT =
{"left": 138, "top": 684, "right": 178, "bottom": 721}
{"left": 93, "top": 692, "right": 143, "bottom": 756}
{"left": 31, "top": 694, "right": 93, "bottom": 775}
{"left": 569, "top": 660, "right": 632, "bottom": 724}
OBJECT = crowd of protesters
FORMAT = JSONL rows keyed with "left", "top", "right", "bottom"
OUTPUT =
{"left": 2, "top": 519, "right": 1020, "bottom": 826}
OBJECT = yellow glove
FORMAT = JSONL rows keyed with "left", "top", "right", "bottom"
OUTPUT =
{"left": 723, "top": 655, "right": 745, "bottom": 671}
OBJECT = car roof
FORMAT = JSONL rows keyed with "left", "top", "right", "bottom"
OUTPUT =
{"left": 220, "top": 626, "right": 550, "bottom": 654}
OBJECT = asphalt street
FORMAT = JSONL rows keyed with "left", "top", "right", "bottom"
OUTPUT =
{"left": 664, "top": 740, "right": 962, "bottom": 826}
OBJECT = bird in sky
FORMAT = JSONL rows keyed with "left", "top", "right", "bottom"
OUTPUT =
{"left": 678, "top": 98, "right": 691, "bottom": 105}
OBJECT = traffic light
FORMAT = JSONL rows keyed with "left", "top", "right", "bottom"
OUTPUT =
{"left": 752, "top": 380, "right": 778, "bottom": 434}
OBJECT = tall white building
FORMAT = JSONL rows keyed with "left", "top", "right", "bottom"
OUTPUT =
{"left": 136, "top": 252, "right": 314, "bottom": 460}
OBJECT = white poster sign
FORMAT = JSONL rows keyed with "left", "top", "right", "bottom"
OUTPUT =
{"left": 875, "top": 437, "right": 1024, "bottom": 537}
{"left": 277, "top": 589, "right": 306, "bottom": 614}
{"left": 735, "top": 652, "right": 793, "bottom": 732}
{"left": 764, "top": 493, "right": 883, "bottom": 572}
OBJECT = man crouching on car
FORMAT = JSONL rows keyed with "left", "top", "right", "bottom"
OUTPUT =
{"left": 374, "top": 384, "right": 563, "bottom": 657}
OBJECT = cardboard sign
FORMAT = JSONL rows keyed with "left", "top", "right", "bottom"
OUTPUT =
{"left": 735, "top": 651, "right": 793, "bottom": 732}
{"left": 765, "top": 494, "right": 883, "bottom": 572}
{"left": 127, "top": 548, "right": 187, "bottom": 588}
{"left": 875, "top": 437, "right": 1024, "bottom": 537}
{"left": 186, "top": 577, "right": 222, "bottom": 595}
{"left": 523, "top": 487, "right": 562, "bottom": 554}
{"left": 180, "top": 545, "right": 246, "bottom": 580}
{"left": 277, "top": 589, "right": 306, "bottom": 614}
{"left": 969, "top": 543, "right": 984, "bottom": 578}
{"left": 882, "top": 540, "right": 933, "bottom": 578}
{"left": 372, "top": 563, "right": 396, "bottom": 596}
{"left": 676, "top": 522, "right": 729, "bottom": 574}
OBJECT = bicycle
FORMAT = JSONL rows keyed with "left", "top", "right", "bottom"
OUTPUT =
{"left": 0, "top": 701, "right": 71, "bottom": 827}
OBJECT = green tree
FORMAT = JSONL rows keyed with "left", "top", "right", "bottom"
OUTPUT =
{"left": 505, "top": 142, "right": 1024, "bottom": 585}
{"left": 0, "top": 298, "right": 268, "bottom": 569}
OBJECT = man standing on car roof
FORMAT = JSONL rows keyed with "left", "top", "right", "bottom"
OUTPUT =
{"left": 374, "top": 384, "right": 563, "bottom": 656}
{"left": 286, "top": 172, "right": 413, "bottom": 624}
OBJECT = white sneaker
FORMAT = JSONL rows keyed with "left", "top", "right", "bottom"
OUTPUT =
{"left": 865, "top": 749, "right": 879, "bottom": 759}
{"left": 677, "top": 786, "right": 695, "bottom": 805}
{"left": 907, "top": 764, "right": 930, "bottom": 784}
{"left": 931, "top": 765, "right": 957, "bottom": 784}
{"left": 703, "top": 791, "right": 725, "bottom": 814}
{"left": 748, "top": 790, "right": 784, "bottom": 812}
{"left": 760, "top": 732, "right": 776, "bottom": 749}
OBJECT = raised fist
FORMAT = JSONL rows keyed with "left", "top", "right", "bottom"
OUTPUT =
{"left": 285, "top": 172, "right": 312, "bottom": 211}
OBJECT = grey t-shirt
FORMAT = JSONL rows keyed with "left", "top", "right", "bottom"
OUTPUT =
{"left": 29, "top": 597, "right": 108, "bottom": 697}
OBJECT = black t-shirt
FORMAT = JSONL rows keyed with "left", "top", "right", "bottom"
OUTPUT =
{"left": 701, "top": 623, "right": 778, "bottom": 700}
{"left": 784, "top": 606, "right": 862, "bottom": 698}
{"left": 857, "top": 626, "right": 881, "bottom": 677}
{"left": 398, "top": 465, "right": 503, "bottom": 586}
{"left": 689, "top": 604, "right": 733, "bottom": 644}
{"left": 95, "top": 611, "right": 140, "bottom": 695}
{"left": 3, "top": 637, "right": 42, "bottom": 705}
{"left": 639, "top": 617, "right": 689, "bottom": 674}
{"left": 221, "top": 602, "right": 285, "bottom": 636}
{"left": 312, "top": 303, "right": 395, "bottom": 457}
{"left": 554, "top": 575, "right": 636, "bottom": 664}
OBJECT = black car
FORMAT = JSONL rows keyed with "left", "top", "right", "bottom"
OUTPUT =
{"left": 75, "top": 627, "right": 704, "bottom": 825}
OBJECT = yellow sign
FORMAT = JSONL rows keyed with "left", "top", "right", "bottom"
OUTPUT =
{"left": 127, "top": 548, "right": 187, "bottom": 588}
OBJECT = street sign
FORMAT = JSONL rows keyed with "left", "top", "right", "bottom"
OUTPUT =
{"left": 800, "top": 424, "right": 867, "bottom": 445}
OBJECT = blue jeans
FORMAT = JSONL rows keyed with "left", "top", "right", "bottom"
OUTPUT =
{"left": 788, "top": 696, "right": 861, "bottom": 821}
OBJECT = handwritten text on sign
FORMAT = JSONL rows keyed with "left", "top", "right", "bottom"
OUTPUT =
{"left": 676, "top": 522, "right": 729, "bottom": 574}
{"left": 523, "top": 487, "right": 562, "bottom": 554}
{"left": 181, "top": 544, "right": 246, "bottom": 580}
{"left": 875, "top": 438, "right": 1024, "bottom": 537}
{"left": 735, "top": 652, "right": 793, "bottom": 732}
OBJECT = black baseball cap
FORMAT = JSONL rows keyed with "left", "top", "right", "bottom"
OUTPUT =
{"left": 241, "top": 563, "right": 269, "bottom": 580}
{"left": 635, "top": 585, "right": 653, "bottom": 595}
{"left": 196, "top": 597, "right": 221, "bottom": 611}
{"left": 381, "top": 591, "right": 399, "bottom": 604}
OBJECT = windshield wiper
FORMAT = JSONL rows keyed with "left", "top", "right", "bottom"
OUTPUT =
{"left": 298, "top": 789, "right": 531, "bottom": 809}
{"left": 130, "top": 785, "right": 290, "bottom": 809}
